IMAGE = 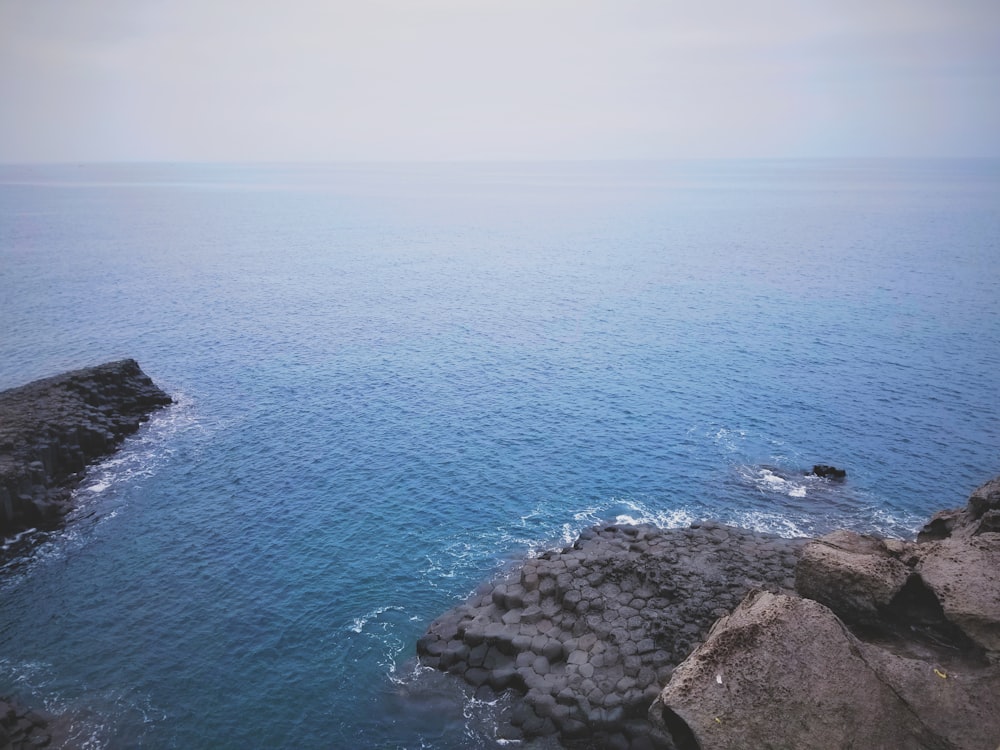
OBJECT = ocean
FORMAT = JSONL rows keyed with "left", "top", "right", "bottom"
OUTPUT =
{"left": 0, "top": 160, "right": 998, "bottom": 748}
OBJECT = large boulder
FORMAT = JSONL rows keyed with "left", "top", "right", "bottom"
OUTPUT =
{"left": 795, "top": 529, "right": 912, "bottom": 627}
{"left": 911, "top": 477, "right": 1000, "bottom": 658}
{"left": 650, "top": 590, "right": 999, "bottom": 750}
{"left": 917, "top": 534, "right": 1000, "bottom": 657}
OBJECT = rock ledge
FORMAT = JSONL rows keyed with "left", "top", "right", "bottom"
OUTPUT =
{"left": 0, "top": 359, "right": 172, "bottom": 538}
{"left": 418, "top": 477, "right": 1000, "bottom": 749}
{"left": 418, "top": 522, "right": 804, "bottom": 748}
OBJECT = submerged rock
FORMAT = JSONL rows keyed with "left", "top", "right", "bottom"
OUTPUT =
{"left": 808, "top": 464, "right": 847, "bottom": 480}
{"left": 0, "top": 359, "right": 172, "bottom": 537}
{"left": 0, "top": 694, "right": 56, "bottom": 750}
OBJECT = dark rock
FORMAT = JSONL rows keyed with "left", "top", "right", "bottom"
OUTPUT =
{"left": 419, "top": 476, "right": 1000, "bottom": 748}
{"left": 809, "top": 463, "right": 847, "bottom": 480}
{"left": 0, "top": 359, "right": 171, "bottom": 539}
{"left": 417, "top": 522, "right": 805, "bottom": 746}
{"left": 0, "top": 695, "right": 57, "bottom": 750}
{"left": 919, "top": 476, "right": 1000, "bottom": 540}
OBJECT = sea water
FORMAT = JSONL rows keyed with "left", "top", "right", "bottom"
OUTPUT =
{"left": 0, "top": 160, "right": 998, "bottom": 748}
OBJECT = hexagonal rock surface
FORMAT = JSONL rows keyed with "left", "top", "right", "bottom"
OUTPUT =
{"left": 417, "top": 522, "right": 805, "bottom": 748}
{"left": 0, "top": 359, "right": 172, "bottom": 537}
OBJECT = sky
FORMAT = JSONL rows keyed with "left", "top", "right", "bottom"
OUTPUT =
{"left": 1, "top": 0, "right": 998, "bottom": 162}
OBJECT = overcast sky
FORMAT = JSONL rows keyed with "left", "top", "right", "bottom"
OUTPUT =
{"left": 1, "top": 0, "right": 998, "bottom": 162}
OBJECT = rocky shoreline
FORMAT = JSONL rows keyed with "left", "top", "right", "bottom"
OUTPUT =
{"left": 0, "top": 359, "right": 172, "bottom": 541}
{"left": 418, "top": 477, "right": 1000, "bottom": 749}
{"left": 0, "top": 696, "right": 56, "bottom": 750}
{"left": 2, "top": 362, "right": 996, "bottom": 748}
{"left": 0, "top": 360, "right": 171, "bottom": 749}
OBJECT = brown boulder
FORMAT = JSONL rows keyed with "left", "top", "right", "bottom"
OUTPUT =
{"left": 795, "top": 529, "right": 913, "bottom": 626}
{"left": 917, "top": 534, "right": 1000, "bottom": 657}
{"left": 650, "top": 590, "right": 952, "bottom": 750}
{"left": 651, "top": 589, "right": 1000, "bottom": 750}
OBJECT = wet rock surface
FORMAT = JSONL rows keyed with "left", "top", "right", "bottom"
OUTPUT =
{"left": 0, "top": 695, "right": 55, "bottom": 750}
{"left": 417, "top": 522, "right": 805, "bottom": 748}
{"left": 0, "top": 359, "right": 172, "bottom": 538}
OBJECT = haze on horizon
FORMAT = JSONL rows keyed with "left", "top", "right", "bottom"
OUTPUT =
{"left": 1, "top": 0, "right": 998, "bottom": 163}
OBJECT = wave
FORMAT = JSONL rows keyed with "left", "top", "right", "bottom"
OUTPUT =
{"left": 1, "top": 393, "right": 201, "bottom": 581}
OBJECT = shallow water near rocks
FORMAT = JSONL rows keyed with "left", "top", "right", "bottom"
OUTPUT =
{"left": 0, "top": 160, "right": 998, "bottom": 748}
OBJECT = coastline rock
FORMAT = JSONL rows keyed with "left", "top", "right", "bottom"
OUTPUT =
{"left": 809, "top": 464, "right": 847, "bottom": 480}
{"left": 418, "top": 475, "right": 1000, "bottom": 748}
{"left": 795, "top": 529, "right": 912, "bottom": 627}
{"left": 651, "top": 476, "right": 1000, "bottom": 750}
{"left": 649, "top": 590, "right": 998, "bottom": 750}
{"left": 0, "top": 694, "right": 55, "bottom": 750}
{"left": 0, "top": 359, "right": 171, "bottom": 538}
{"left": 919, "top": 476, "right": 1000, "bottom": 540}
{"left": 917, "top": 535, "right": 1000, "bottom": 658}
{"left": 417, "top": 523, "right": 804, "bottom": 747}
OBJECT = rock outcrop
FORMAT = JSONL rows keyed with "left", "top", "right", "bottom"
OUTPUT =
{"left": 916, "top": 535, "right": 1000, "bottom": 657}
{"left": 417, "top": 523, "right": 804, "bottom": 747}
{"left": 649, "top": 590, "right": 999, "bottom": 750}
{"left": 918, "top": 476, "right": 1000, "bottom": 541}
{"left": 809, "top": 464, "right": 847, "bottom": 480}
{"left": 652, "top": 476, "right": 1000, "bottom": 750}
{"left": 418, "top": 476, "right": 1000, "bottom": 749}
{"left": 0, "top": 359, "right": 172, "bottom": 537}
{"left": 795, "top": 528, "right": 912, "bottom": 627}
{"left": 0, "top": 695, "right": 56, "bottom": 750}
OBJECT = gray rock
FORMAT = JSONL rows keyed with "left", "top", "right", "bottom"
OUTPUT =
{"left": 419, "top": 476, "right": 1000, "bottom": 749}
{"left": 418, "top": 522, "right": 804, "bottom": 746}
{"left": 650, "top": 590, "right": 990, "bottom": 750}
{"left": 0, "top": 360, "right": 171, "bottom": 539}
{"left": 918, "top": 476, "right": 1000, "bottom": 541}
{"left": 917, "top": 534, "right": 1000, "bottom": 657}
{"left": 795, "top": 529, "right": 912, "bottom": 626}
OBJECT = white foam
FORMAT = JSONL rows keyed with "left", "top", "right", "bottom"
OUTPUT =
{"left": 349, "top": 604, "right": 405, "bottom": 634}
{"left": 71, "top": 391, "right": 200, "bottom": 505}
{"left": 738, "top": 465, "right": 813, "bottom": 499}
{"left": 729, "top": 510, "right": 812, "bottom": 538}
{"left": 1, "top": 527, "right": 38, "bottom": 550}
{"left": 712, "top": 426, "right": 748, "bottom": 453}
{"left": 82, "top": 479, "right": 111, "bottom": 494}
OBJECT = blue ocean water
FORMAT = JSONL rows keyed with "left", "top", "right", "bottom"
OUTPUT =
{"left": 0, "top": 160, "right": 998, "bottom": 748}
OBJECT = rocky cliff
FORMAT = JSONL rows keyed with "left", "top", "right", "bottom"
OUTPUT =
{"left": 0, "top": 359, "right": 172, "bottom": 538}
{"left": 418, "top": 477, "right": 1000, "bottom": 749}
